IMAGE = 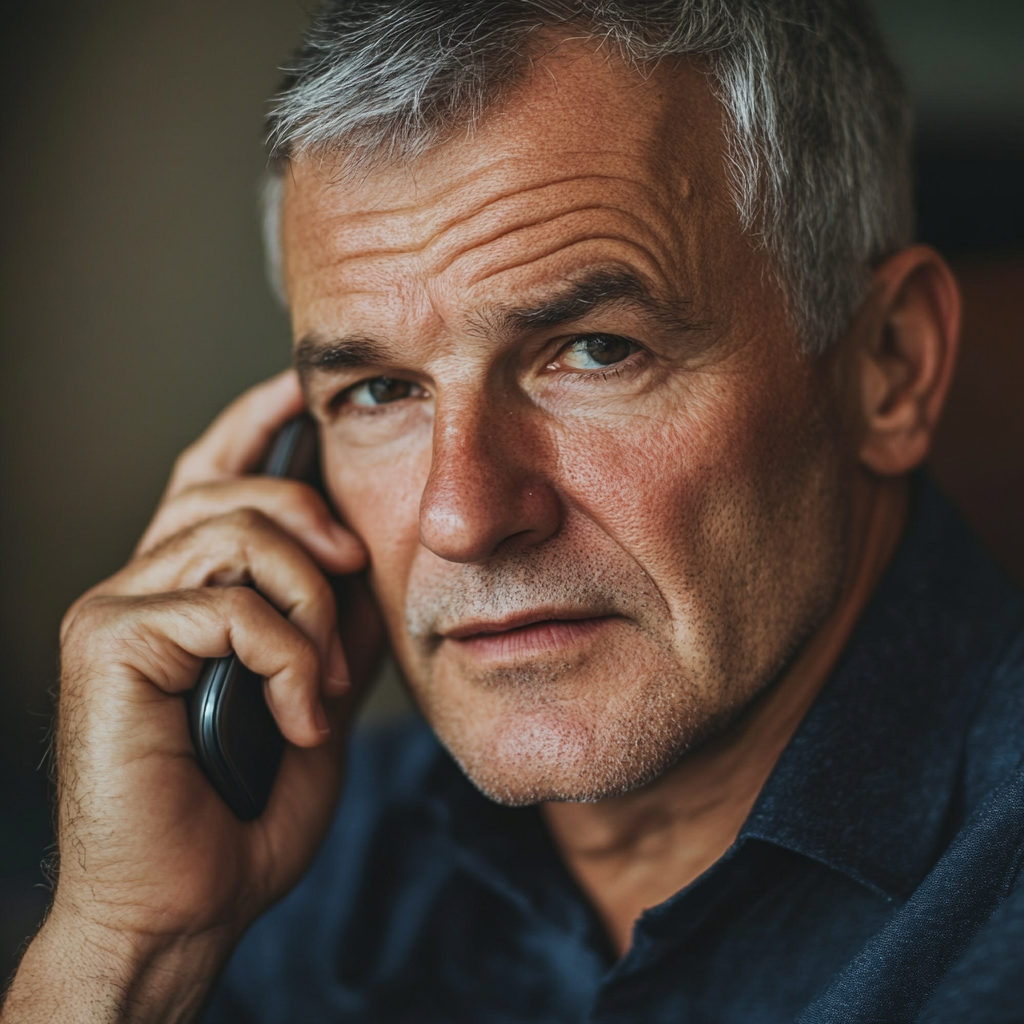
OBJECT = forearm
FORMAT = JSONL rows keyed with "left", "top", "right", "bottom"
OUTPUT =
{"left": 1, "top": 911, "right": 232, "bottom": 1024}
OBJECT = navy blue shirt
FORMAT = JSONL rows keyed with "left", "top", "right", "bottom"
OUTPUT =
{"left": 205, "top": 480, "right": 1024, "bottom": 1023}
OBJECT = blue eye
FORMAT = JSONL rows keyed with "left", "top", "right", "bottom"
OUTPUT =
{"left": 346, "top": 377, "right": 423, "bottom": 407}
{"left": 558, "top": 335, "right": 638, "bottom": 370}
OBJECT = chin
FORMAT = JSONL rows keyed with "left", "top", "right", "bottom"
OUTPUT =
{"left": 423, "top": 684, "right": 706, "bottom": 807}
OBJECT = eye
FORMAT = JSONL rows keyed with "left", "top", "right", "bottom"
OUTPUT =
{"left": 555, "top": 334, "right": 639, "bottom": 371}
{"left": 344, "top": 376, "right": 425, "bottom": 408}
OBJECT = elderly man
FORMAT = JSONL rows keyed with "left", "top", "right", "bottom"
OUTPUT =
{"left": 4, "top": 0, "right": 1024, "bottom": 1021}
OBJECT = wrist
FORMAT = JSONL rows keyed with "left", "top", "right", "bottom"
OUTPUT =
{"left": 2, "top": 906, "right": 236, "bottom": 1024}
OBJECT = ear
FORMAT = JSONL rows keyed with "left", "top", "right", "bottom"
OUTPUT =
{"left": 853, "top": 246, "right": 961, "bottom": 476}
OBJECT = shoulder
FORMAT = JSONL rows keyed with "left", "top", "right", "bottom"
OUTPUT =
{"left": 962, "top": 624, "right": 1024, "bottom": 809}
{"left": 890, "top": 477, "right": 1024, "bottom": 810}
{"left": 915, "top": 765, "right": 1024, "bottom": 1023}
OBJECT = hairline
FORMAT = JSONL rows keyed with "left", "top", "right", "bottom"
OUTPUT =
{"left": 260, "top": 1, "right": 913, "bottom": 356}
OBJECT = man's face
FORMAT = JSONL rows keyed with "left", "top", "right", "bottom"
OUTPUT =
{"left": 285, "top": 43, "right": 851, "bottom": 804}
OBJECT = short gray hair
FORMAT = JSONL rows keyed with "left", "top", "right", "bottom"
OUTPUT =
{"left": 263, "top": 0, "right": 912, "bottom": 354}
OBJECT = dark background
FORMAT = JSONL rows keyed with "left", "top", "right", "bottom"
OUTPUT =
{"left": 2, "top": 0, "right": 1022, "bottom": 980}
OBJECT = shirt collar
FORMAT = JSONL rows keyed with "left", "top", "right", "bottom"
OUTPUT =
{"left": 741, "top": 475, "right": 1024, "bottom": 902}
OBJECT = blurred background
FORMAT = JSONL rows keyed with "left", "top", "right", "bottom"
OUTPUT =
{"left": 1, "top": 0, "right": 1022, "bottom": 981}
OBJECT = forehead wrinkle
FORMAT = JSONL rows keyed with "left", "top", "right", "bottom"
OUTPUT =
{"left": 313, "top": 212, "right": 680, "bottom": 333}
{"left": 299, "top": 157, "right": 691, "bottom": 299}
{"left": 312, "top": 168, "right": 645, "bottom": 269}
{"left": 460, "top": 233, "right": 675, "bottom": 311}
{"left": 417, "top": 156, "right": 681, "bottom": 243}
{"left": 430, "top": 206, "right": 674, "bottom": 289}
{"left": 420, "top": 173, "right": 683, "bottom": 279}
{"left": 297, "top": 157, "right": 517, "bottom": 250}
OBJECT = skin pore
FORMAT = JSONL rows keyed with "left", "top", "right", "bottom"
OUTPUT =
{"left": 283, "top": 38, "right": 959, "bottom": 955}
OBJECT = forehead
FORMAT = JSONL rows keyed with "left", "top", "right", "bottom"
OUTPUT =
{"left": 280, "top": 43, "right": 739, "bottom": 332}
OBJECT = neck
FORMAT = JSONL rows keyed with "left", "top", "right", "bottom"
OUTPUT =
{"left": 541, "top": 471, "right": 909, "bottom": 957}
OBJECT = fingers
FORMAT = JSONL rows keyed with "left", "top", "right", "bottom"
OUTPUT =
{"left": 100, "top": 508, "right": 351, "bottom": 697}
{"left": 140, "top": 371, "right": 366, "bottom": 580}
{"left": 135, "top": 477, "right": 366, "bottom": 576}
{"left": 166, "top": 371, "right": 305, "bottom": 497}
{"left": 64, "top": 587, "right": 328, "bottom": 748}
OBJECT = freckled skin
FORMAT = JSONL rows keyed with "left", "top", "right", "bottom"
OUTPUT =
{"left": 284, "top": 44, "right": 851, "bottom": 804}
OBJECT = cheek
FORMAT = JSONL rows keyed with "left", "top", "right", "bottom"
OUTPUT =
{"left": 323, "top": 435, "right": 431, "bottom": 622}
{"left": 554, "top": 358, "right": 835, "bottom": 613}
{"left": 553, "top": 376, "right": 761, "bottom": 548}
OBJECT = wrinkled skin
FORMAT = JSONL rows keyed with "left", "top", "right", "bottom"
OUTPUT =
{"left": 287, "top": 50, "right": 850, "bottom": 805}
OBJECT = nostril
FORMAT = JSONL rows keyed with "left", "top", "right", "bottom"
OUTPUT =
{"left": 419, "top": 404, "right": 562, "bottom": 562}
{"left": 493, "top": 525, "right": 555, "bottom": 557}
{"left": 418, "top": 468, "right": 561, "bottom": 564}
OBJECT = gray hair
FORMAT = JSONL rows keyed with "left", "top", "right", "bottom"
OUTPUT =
{"left": 263, "top": 0, "right": 912, "bottom": 354}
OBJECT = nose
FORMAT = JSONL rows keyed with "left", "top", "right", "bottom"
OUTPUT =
{"left": 418, "top": 399, "right": 561, "bottom": 563}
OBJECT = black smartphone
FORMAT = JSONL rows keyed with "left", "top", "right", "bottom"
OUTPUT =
{"left": 188, "top": 414, "right": 321, "bottom": 820}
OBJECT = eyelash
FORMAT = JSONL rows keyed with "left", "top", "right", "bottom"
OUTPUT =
{"left": 547, "top": 337, "right": 646, "bottom": 380}
{"left": 331, "top": 382, "right": 424, "bottom": 415}
{"left": 559, "top": 364, "right": 630, "bottom": 384}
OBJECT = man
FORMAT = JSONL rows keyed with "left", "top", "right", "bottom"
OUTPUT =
{"left": 4, "top": 0, "right": 1024, "bottom": 1020}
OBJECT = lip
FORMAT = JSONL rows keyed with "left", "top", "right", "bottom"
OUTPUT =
{"left": 443, "top": 610, "right": 619, "bottom": 660}
{"left": 444, "top": 608, "right": 597, "bottom": 640}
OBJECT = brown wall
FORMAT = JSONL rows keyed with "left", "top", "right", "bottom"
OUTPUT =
{"left": 932, "top": 256, "right": 1024, "bottom": 587}
{"left": 0, "top": 0, "right": 307, "bottom": 966}
{"left": 1, "top": 0, "right": 304, "bottom": 741}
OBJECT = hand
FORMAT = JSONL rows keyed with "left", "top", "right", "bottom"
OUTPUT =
{"left": 2, "top": 372, "right": 385, "bottom": 1023}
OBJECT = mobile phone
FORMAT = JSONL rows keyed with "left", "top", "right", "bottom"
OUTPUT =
{"left": 188, "top": 414, "right": 321, "bottom": 820}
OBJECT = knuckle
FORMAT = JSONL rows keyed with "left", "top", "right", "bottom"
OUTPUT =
{"left": 223, "top": 505, "right": 272, "bottom": 534}
{"left": 221, "top": 583, "right": 262, "bottom": 617}
{"left": 171, "top": 445, "right": 194, "bottom": 473}
{"left": 134, "top": 512, "right": 210, "bottom": 562}
{"left": 60, "top": 593, "right": 117, "bottom": 651}
{"left": 146, "top": 504, "right": 272, "bottom": 560}
{"left": 58, "top": 594, "right": 153, "bottom": 696}
{"left": 309, "top": 573, "right": 336, "bottom": 617}
{"left": 169, "top": 443, "right": 203, "bottom": 483}
{"left": 60, "top": 596, "right": 89, "bottom": 643}
{"left": 293, "top": 634, "right": 321, "bottom": 679}
{"left": 283, "top": 478, "right": 323, "bottom": 510}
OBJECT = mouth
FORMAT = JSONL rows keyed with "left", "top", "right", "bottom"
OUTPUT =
{"left": 443, "top": 610, "right": 620, "bottom": 661}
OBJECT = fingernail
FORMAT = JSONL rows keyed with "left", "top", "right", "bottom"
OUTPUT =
{"left": 314, "top": 702, "right": 331, "bottom": 737}
{"left": 324, "top": 633, "right": 350, "bottom": 697}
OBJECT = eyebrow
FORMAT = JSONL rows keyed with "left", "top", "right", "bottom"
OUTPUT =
{"left": 485, "top": 268, "right": 705, "bottom": 338}
{"left": 294, "top": 335, "right": 391, "bottom": 377}
{"left": 294, "top": 268, "right": 707, "bottom": 378}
